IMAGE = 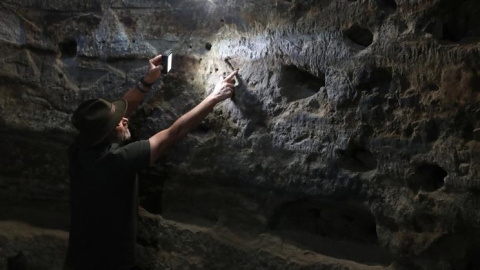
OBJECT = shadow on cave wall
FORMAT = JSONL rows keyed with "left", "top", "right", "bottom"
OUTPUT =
{"left": 268, "top": 199, "right": 393, "bottom": 265}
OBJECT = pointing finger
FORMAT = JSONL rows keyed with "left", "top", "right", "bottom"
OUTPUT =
{"left": 223, "top": 70, "right": 238, "bottom": 82}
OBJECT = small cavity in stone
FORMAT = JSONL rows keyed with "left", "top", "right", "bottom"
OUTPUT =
{"left": 407, "top": 163, "right": 447, "bottom": 192}
{"left": 205, "top": 42, "right": 212, "bottom": 51}
{"left": 424, "top": 83, "right": 439, "bottom": 91}
{"left": 59, "top": 39, "right": 77, "bottom": 58}
{"left": 279, "top": 65, "right": 325, "bottom": 102}
{"left": 343, "top": 24, "right": 374, "bottom": 48}
{"left": 336, "top": 143, "right": 377, "bottom": 172}
{"left": 376, "top": 0, "right": 397, "bottom": 12}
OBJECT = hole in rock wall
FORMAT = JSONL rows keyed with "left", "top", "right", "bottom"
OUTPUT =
{"left": 343, "top": 24, "right": 373, "bottom": 48}
{"left": 407, "top": 163, "right": 447, "bottom": 192}
{"left": 375, "top": 0, "right": 397, "bottom": 11}
{"left": 336, "top": 143, "right": 377, "bottom": 172}
{"left": 269, "top": 200, "right": 392, "bottom": 265}
{"left": 279, "top": 65, "right": 325, "bottom": 102}
{"left": 59, "top": 39, "right": 77, "bottom": 58}
{"left": 424, "top": 0, "right": 480, "bottom": 43}
{"left": 424, "top": 83, "right": 439, "bottom": 91}
{"left": 442, "top": 22, "right": 467, "bottom": 42}
{"left": 356, "top": 67, "right": 393, "bottom": 92}
{"left": 205, "top": 42, "right": 212, "bottom": 51}
{"left": 119, "top": 16, "right": 135, "bottom": 29}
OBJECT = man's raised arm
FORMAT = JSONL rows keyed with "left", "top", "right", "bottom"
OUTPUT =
{"left": 122, "top": 54, "right": 164, "bottom": 118}
{"left": 148, "top": 70, "right": 237, "bottom": 165}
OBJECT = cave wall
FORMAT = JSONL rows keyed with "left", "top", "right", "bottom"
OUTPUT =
{"left": 1, "top": 0, "right": 480, "bottom": 269}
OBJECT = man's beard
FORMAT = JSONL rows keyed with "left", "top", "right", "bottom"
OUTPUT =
{"left": 112, "top": 127, "right": 131, "bottom": 144}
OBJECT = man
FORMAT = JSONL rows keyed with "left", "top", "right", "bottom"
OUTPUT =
{"left": 65, "top": 54, "right": 237, "bottom": 270}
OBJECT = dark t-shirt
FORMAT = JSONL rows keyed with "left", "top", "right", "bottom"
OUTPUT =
{"left": 66, "top": 140, "right": 150, "bottom": 269}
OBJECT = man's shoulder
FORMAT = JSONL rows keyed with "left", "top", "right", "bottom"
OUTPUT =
{"left": 108, "top": 140, "right": 149, "bottom": 154}
{"left": 107, "top": 139, "right": 150, "bottom": 163}
{"left": 69, "top": 139, "right": 150, "bottom": 171}
{"left": 107, "top": 140, "right": 151, "bottom": 171}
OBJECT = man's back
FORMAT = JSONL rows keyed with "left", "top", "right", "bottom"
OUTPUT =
{"left": 66, "top": 140, "right": 150, "bottom": 270}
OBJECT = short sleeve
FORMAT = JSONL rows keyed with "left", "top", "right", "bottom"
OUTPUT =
{"left": 110, "top": 140, "right": 151, "bottom": 173}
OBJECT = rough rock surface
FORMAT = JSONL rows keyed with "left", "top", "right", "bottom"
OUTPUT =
{"left": 1, "top": 0, "right": 480, "bottom": 269}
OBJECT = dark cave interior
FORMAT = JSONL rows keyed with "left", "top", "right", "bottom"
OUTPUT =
{"left": 1, "top": 0, "right": 480, "bottom": 270}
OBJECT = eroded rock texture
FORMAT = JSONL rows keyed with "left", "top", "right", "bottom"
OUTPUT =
{"left": 1, "top": 0, "right": 480, "bottom": 269}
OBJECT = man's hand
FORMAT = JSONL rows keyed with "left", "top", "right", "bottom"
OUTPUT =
{"left": 144, "top": 54, "right": 164, "bottom": 84}
{"left": 210, "top": 70, "right": 237, "bottom": 103}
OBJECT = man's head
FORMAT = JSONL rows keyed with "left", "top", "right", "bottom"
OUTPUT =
{"left": 72, "top": 98, "right": 128, "bottom": 147}
{"left": 108, "top": 117, "right": 131, "bottom": 144}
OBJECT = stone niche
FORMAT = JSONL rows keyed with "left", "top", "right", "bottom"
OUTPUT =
{"left": 1, "top": 0, "right": 480, "bottom": 270}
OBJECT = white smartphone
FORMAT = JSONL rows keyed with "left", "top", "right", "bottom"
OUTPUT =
{"left": 162, "top": 50, "right": 172, "bottom": 74}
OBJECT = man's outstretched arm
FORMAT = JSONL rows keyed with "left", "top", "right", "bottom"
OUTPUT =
{"left": 148, "top": 70, "right": 237, "bottom": 165}
{"left": 122, "top": 54, "right": 163, "bottom": 118}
